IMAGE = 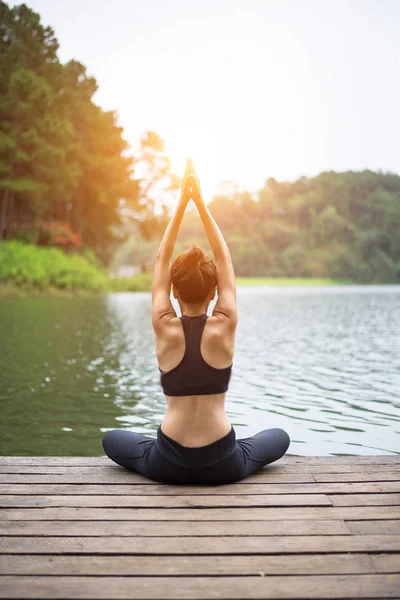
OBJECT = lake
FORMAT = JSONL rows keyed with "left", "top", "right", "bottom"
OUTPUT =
{"left": 0, "top": 286, "right": 399, "bottom": 456}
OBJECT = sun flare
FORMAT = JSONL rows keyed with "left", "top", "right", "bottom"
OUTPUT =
{"left": 164, "top": 126, "right": 223, "bottom": 202}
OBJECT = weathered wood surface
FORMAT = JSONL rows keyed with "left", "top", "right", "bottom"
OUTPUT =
{"left": 1, "top": 575, "right": 400, "bottom": 599}
{"left": 1, "top": 505, "right": 399, "bottom": 521}
{"left": 1, "top": 455, "right": 398, "bottom": 464}
{"left": 1, "top": 464, "right": 399, "bottom": 474}
{"left": 1, "top": 481, "right": 399, "bottom": 493}
{"left": 0, "top": 455, "right": 398, "bottom": 599}
{"left": 0, "top": 553, "right": 380, "bottom": 575}
{"left": 0, "top": 519, "right": 351, "bottom": 536}
{"left": 0, "top": 493, "right": 331, "bottom": 507}
{"left": 1, "top": 534, "right": 400, "bottom": 554}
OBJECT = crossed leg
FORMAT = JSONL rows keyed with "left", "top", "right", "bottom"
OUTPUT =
{"left": 236, "top": 427, "right": 290, "bottom": 476}
{"left": 102, "top": 429, "right": 156, "bottom": 472}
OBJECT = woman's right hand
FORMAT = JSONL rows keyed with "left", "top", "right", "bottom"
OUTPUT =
{"left": 189, "top": 174, "right": 204, "bottom": 206}
{"left": 179, "top": 174, "right": 193, "bottom": 205}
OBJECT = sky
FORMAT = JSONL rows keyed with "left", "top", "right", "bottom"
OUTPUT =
{"left": 10, "top": 0, "right": 400, "bottom": 201}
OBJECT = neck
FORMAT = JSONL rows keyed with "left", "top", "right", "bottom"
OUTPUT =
{"left": 180, "top": 304, "right": 208, "bottom": 317}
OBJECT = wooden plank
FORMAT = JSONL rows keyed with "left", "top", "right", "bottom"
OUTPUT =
{"left": 315, "top": 472, "right": 400, "bottom": 482}
{"left": 1, "top": 455, "right": 398, "bottom": 466}
{"left": 0, "top": 474, "right": 320, "bottom": 485}
{"left": 347, "top": 520, "right": 400, "bottom": 535}
{"left": 1, "top": 506, "right": 398, "bottom": 521}
{"left": 1, "top": 481, "right": 399, "bottom": 494}
{"left": 0, "top": 574, "right": 399, "bottom": 599}
{"left": 0, "top": 553, "right": 375, "bottom": 576}
{"left": 287, "top": 464, "right": 400, "bottom": 473}
{"left": 0, "top": 466, "right": 123, "bottom": 475}
{"left": 1, "top": 464, "right": 399, "bottom": 474}
{"left": 0, "top": 481, "right": 400, "bottom": 497}
{"left": 0, "top": 519, "right": 350, "bottom": 537}
{"left": 329, "top": 494, "right": 400, "bottom": 506}
{"left": 1, "top": 534, "right": 399, "bottom": 554}
{"left": 306, "top": 465, "right": 400, "bottom": 473}
{"left": 370, "top": 554, "right": 400, "bottom": 574}
{"left": 0, "top": 457, "right": 109, "bottom": 466}
{"left": 0, "top": 494, "right": 331, "bottom": 508}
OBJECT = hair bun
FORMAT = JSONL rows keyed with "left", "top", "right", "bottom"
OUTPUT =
{"left": 171, "top": 245, "right": 218, "bottom": 304}
{"left": 188, "top": 245, "right": 205, "bottom": 265}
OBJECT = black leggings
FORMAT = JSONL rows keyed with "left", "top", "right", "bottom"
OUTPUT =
{"left": 102, "top": 425, "right": 290, "bottom": 485}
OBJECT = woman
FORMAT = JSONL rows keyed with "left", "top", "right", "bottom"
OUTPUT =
{"left": 102, "top": 167, "right": 290, "bottom": 484}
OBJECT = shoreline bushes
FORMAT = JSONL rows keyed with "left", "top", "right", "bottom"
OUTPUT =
{"left": 0, "top": 241, "right": 153, "bottom": 296}
{"left": 0, "top": 241, "right": 107, "bottom": 291}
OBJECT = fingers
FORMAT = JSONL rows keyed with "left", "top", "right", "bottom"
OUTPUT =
{"left": 184, "top": 157, "right": 194, "bottom": 179}
{"left": 191, "top": 173, "right": 201, "bottom": 191}
{"left": 180, "top": 159, "right": 202, "bottom": 202}
{"left": 187, "top": 157, "right": 196, "bottom": 176}
{"left": 180, "top": 173, "right": 191, "bottom": 194}
{"left": 180, "top": 174, "right": 193, "bottom": 201}
{"left": 187, "top": 174, "right": 202, "bottom": 201}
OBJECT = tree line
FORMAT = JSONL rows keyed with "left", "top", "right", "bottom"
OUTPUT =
{"left": 118, "top": 170, "right": 400, "bottom": 283}
{"left": 206, "top": 171, "right": 400, "bottom": 282}
{"left": 1, "top": 3, "right": 400, "bottom": 283}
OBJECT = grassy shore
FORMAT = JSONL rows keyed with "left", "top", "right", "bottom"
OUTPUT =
{"left": 0, "top": 276, "right": 153, "bottom": 299}
{"left": 0, "top": 276, "right": 353, "bottom": 298}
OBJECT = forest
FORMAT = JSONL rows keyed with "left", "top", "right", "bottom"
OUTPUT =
{"left": 175, "top": 171, "right": 400, "bottom": 282}
{"left": 1, "top": 2, "right": 400, "bottom": 288}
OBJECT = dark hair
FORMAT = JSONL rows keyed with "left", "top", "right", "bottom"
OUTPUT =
{"left": 171, "top": 245, "right": 217, "bottom": 304}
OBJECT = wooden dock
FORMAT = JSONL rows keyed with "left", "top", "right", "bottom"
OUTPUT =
{"left": 0, "top": 454, "right": 399, "bottom": 599}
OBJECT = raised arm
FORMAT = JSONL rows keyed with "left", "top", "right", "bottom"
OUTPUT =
{"left": 189, "top": 174, "right": 237, "bottom": 325}
{"left": 151, "top": 176, "right": 190, "bottom": 327}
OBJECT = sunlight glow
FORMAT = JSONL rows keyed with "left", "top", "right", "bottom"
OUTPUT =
{"left": 164, "top": 125, "right": 223, "bottom": 203}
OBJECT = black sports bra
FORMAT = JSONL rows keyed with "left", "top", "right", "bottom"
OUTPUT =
{"left": 159, "top": 313, "right": 232, "bottom": 397}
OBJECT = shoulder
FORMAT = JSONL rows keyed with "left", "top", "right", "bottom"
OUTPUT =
{"left": 206, "top": 313, "right": 237, "bottom": 345}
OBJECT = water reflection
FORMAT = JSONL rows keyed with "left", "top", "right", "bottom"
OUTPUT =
{"left": 0, "top": 286, "right": 399, "bottom": 456}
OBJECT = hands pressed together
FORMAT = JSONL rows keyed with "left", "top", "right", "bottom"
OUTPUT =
{"left": 180, "top": 173, "right": 203, "bottom": 206}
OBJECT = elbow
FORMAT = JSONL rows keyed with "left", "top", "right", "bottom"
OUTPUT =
{"left": 155, "top": 251, "right": 171, "bottom": 266}
{"left": 215, "top": 249, "right": 232, "bottom": 264}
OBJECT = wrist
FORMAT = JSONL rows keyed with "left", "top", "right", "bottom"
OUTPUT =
{"left": 193, "top": 195, "right": 205, "bottom": 208}
{"left": 178, "top": 194, "right": 189, "bottom": 209}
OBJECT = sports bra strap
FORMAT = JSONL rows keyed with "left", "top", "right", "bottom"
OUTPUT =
{"left": 180, "top": 314, "right": 208, "bottom": 365}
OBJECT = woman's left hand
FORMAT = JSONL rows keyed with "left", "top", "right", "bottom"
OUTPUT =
{"left": 179, "top": 175, "right": 192, "bottom": 205}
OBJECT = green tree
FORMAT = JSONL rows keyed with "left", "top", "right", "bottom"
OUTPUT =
{"left": 0, "top": 2, "right": 140, "bottom": 262}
